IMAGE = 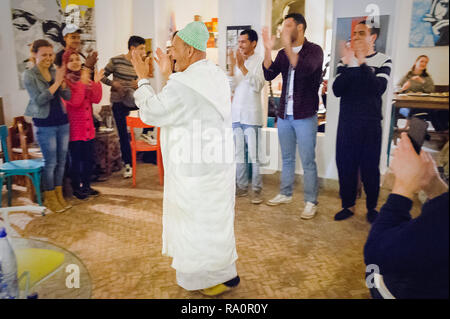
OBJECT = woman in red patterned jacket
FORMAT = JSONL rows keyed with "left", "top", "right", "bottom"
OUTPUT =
{"left": 63, "top": 49, "right": 104, "bottom": 200}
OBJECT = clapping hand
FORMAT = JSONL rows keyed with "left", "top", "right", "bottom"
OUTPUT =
{"left": 55, "top": 65, "right": 66, "bottom": 85}
{"left": 280, "top": 28, "right": 292, "bottom": 48}
{"left": 153, "top": 47, "right": 173, "bottom": 80}
{"left": 81, "top": 67, "right": 91, "bottom": 85}
{"left": 94, "top": 68, "right": 105, "bottom": 83}
{"left": 340, "top": 41, "right": 355, "bottom": 65}
{"left": 228, "top": 49, "right": 236, "bottom": 69}
{"left": 262, "top": 27, "right": 275, "bottom": 51}
{"left": 85, "top": 51, "right": 98, "bottom": 69}
{"left": 352, "top": 39, "right": 369, "bottom": 65}
{"left": 131, "top": 50, "right": 150, "bottom": 80}
{"left": 236, "top": 49, "right": 245, "bottom": 69}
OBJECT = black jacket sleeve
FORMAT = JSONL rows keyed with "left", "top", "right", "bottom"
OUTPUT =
{"left": 263, "top": 50, "right": 283, "bottom": 81}
{"left": 364, "top": 192, "right": 449, "bottom": 274}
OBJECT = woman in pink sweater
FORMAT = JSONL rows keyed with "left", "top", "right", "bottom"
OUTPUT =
{"left": 63, "top": 50, "right": 104, "bottom": 200}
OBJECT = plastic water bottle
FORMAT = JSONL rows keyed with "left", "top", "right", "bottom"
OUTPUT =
{"left": 0, "top": 228, "right": 19, "bottom": 299}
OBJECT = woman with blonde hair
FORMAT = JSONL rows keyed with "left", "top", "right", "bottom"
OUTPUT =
{"left": 397, "top": 55, "right": 435, "bottom": 93}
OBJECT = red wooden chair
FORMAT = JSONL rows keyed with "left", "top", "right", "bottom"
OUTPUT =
{"left": 126, "top": 116, "right": 164, "bottom": 187}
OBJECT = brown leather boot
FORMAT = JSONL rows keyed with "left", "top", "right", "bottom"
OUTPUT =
{"left": 55, "top": 186, "right": 72, "bottom": 211}
{"left": 43, "top": 190, "right": 65, "bottom": 213}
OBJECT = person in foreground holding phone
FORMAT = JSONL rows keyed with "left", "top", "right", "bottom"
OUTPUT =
{"left": 364, "top": 132, "right": 449, "bottom": 299}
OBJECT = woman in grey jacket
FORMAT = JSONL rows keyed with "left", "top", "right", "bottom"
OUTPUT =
{"left": 23, "top": 39, "right": 72, "bottom": 213}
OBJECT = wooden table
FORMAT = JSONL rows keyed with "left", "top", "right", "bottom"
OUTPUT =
{"left": 392, "top": 94, "right": 449, "bottom": 110}
{"left": 388, "top": 93, "right": 449, "bottom": 165}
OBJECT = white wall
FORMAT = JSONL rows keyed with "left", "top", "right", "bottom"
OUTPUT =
{"left": 0, "top": 0, "right": 30, "bottom": 126}
{"left": 305, "top": 0, "right": 327, "bottom": 49}
{"left": 96, "top": 0, "right": 133, "bottom": 108}
{"left": 391, "top": 0, "right": 449, "bottom": 85}
{"left": 171, "top": 0, "right": 219, "bottom": 30}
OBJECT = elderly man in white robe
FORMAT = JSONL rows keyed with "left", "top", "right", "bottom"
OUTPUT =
{"left": 131, "top": 21, "right": 240, "bottom": 296}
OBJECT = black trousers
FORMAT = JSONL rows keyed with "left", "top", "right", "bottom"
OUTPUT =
{"left": 69, "top": 139, "right": 95, "bottom": 191}
{"left": 336, "top": 119, "right": 382, "bottom": 210}
{"left": 112, "top": 102, "right": 135, "bottom": 165}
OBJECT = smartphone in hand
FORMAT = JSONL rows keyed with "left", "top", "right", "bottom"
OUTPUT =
{"left": 407, "top": 117, "right": 428, "bottom": 154}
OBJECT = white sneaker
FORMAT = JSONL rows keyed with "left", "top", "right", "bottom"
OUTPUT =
{"left": 141, "top": 132, "right": 157, "bottom": 145}
{"left": 301, "top": 202, "right": 317, "bottom": 219}
{"left": 123, "top": 164, "right": 132, "bottom": 178}
{"left": 266, "top": 194, "right": 293, "bottom": 206}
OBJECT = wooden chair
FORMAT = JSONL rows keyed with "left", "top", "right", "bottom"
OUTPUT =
{"left": 8, "top": 117, "right": 42, "bottom": 202}
{"left": 9, "top": 116, "right": 42, "bottom": 161}
{"left": 126, "top": 116, "right": 164, "bottom": 187}
{"left": 0, "top": 125, "right": 44, "bottom": 207}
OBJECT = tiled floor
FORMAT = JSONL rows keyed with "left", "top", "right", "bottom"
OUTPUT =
{"left": 3, "top": 162, "right": 423, "bottom": 299}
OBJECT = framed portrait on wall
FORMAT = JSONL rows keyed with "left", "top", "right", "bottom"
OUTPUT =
{"left": 226, "top": 25, "right": 251, "bottom": 71}
{"left": 409, "top": 0, "right": 449, "bottom": 47}
{"left": 10, "top": 0, "right": 97, "bottom": 89}
{"left": 271, "top": 0, "right": 305, "bottom": 50}
{"left": 332, "top": 15, "right": 390, "bottom": 79}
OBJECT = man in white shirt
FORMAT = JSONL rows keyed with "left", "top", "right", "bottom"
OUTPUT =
{"left": 228, "top": 29, "right": 266, "bottom": 204}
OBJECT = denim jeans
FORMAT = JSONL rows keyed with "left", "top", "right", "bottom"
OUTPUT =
{"left": 277, "top": 115, "right": 318, "bottom": 203}
{"left": 35, "top": 123, "right": 70, "bottom": 191}
{"left": 232, "top": 122, "right": 262, "bottom": 192}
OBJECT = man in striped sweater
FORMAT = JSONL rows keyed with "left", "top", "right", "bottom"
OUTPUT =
{"left": 101, "top": 36, "right": 146, "bottom": 178}
{"left": 332, "top": 19, "right": 392, "bottom": 223}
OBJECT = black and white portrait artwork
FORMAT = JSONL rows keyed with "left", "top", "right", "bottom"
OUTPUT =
{"left": 10, "top": 0, "right": 96, "bottom": 89}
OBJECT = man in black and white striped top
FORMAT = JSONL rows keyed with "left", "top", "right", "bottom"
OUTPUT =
{"left": 332, "top": 19, "right": 392, "bottom": 224}
{"left": 101, "top": 36, "right": 146, "bottom": 178}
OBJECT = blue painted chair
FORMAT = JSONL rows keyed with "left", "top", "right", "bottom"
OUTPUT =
{"left": 0, "top": 125, "right": 44, "bottom": 207}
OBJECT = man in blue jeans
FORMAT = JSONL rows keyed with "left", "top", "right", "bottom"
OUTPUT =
{"left": 228, "top": 29, "right": 266, "bottom": 204}
{"left": 262, "top": 13, "right": 323, "bottom": 219}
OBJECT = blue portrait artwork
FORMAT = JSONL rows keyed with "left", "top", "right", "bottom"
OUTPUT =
{"left": 409, "top": 0, "right": 449, "bottom": 47}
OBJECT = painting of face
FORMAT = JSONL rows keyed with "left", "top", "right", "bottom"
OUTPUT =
{"left": 410, "top": 0, "right": 449, "bottom": 47}
{"left": 272, "top": 0, "right": 305, "bottom": 50}
{"left": 333, "top": 15, "right": 390, "bottom": 78}
{"left": 10, "top": 0, "right": 97, "bottom": 89}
